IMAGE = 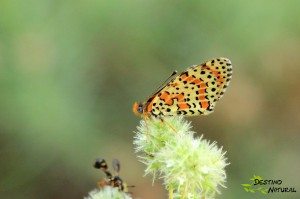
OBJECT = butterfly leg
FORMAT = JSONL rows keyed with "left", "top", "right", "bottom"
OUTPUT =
{"left": 161, "top": 118, "right": 178, "bottom": 133}
{"left": 143, "top": 116, "right": 150, "bottom": 142}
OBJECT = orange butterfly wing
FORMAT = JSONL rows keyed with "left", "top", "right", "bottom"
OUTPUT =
{"left": 147, "top": 58, "right": 232, "bottom": 116}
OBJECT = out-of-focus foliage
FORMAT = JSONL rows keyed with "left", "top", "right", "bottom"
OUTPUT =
{"left": 0, "top": 1, "right": 299, "bottom": 199}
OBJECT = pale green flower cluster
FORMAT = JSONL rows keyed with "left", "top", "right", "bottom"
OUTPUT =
{"left": 134, "top": 117, "right": 228, "bottom": 199}
{"left": 84, "top": 186, "right": 132, "bottom": 199}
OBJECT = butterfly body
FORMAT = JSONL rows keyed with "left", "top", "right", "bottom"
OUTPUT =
{"left": 133, "top": 58, "right": 232, "bottom": 118}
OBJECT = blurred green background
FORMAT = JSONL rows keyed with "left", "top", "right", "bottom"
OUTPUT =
{"left": 1, "top": 1, "right": 299, "bottom": 199}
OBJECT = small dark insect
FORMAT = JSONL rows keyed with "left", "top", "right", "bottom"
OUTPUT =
{"left": 94, "top": 158, "right": 134, "bottom": 192}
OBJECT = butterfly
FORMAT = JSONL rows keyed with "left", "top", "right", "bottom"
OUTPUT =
{"left": 133, "top": 58, "right": 232, "bottom": 118}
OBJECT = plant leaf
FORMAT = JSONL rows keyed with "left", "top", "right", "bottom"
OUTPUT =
{"left": 241, "top": 184, "right": 251, "bottom": 187}
{"left": 256, "top": 175, "right": 263, "bottom": 181}
{"left": 261, "top": 190, "right": 267, "bottom": 194}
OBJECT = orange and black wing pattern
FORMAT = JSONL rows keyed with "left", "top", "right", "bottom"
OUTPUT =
{"left": 145, "top": 58, "right": 232, "bottom": 116}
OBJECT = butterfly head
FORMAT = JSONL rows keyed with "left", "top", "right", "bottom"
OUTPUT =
{"left": 133, "top": 102, "right": 144, "bottom": 116}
